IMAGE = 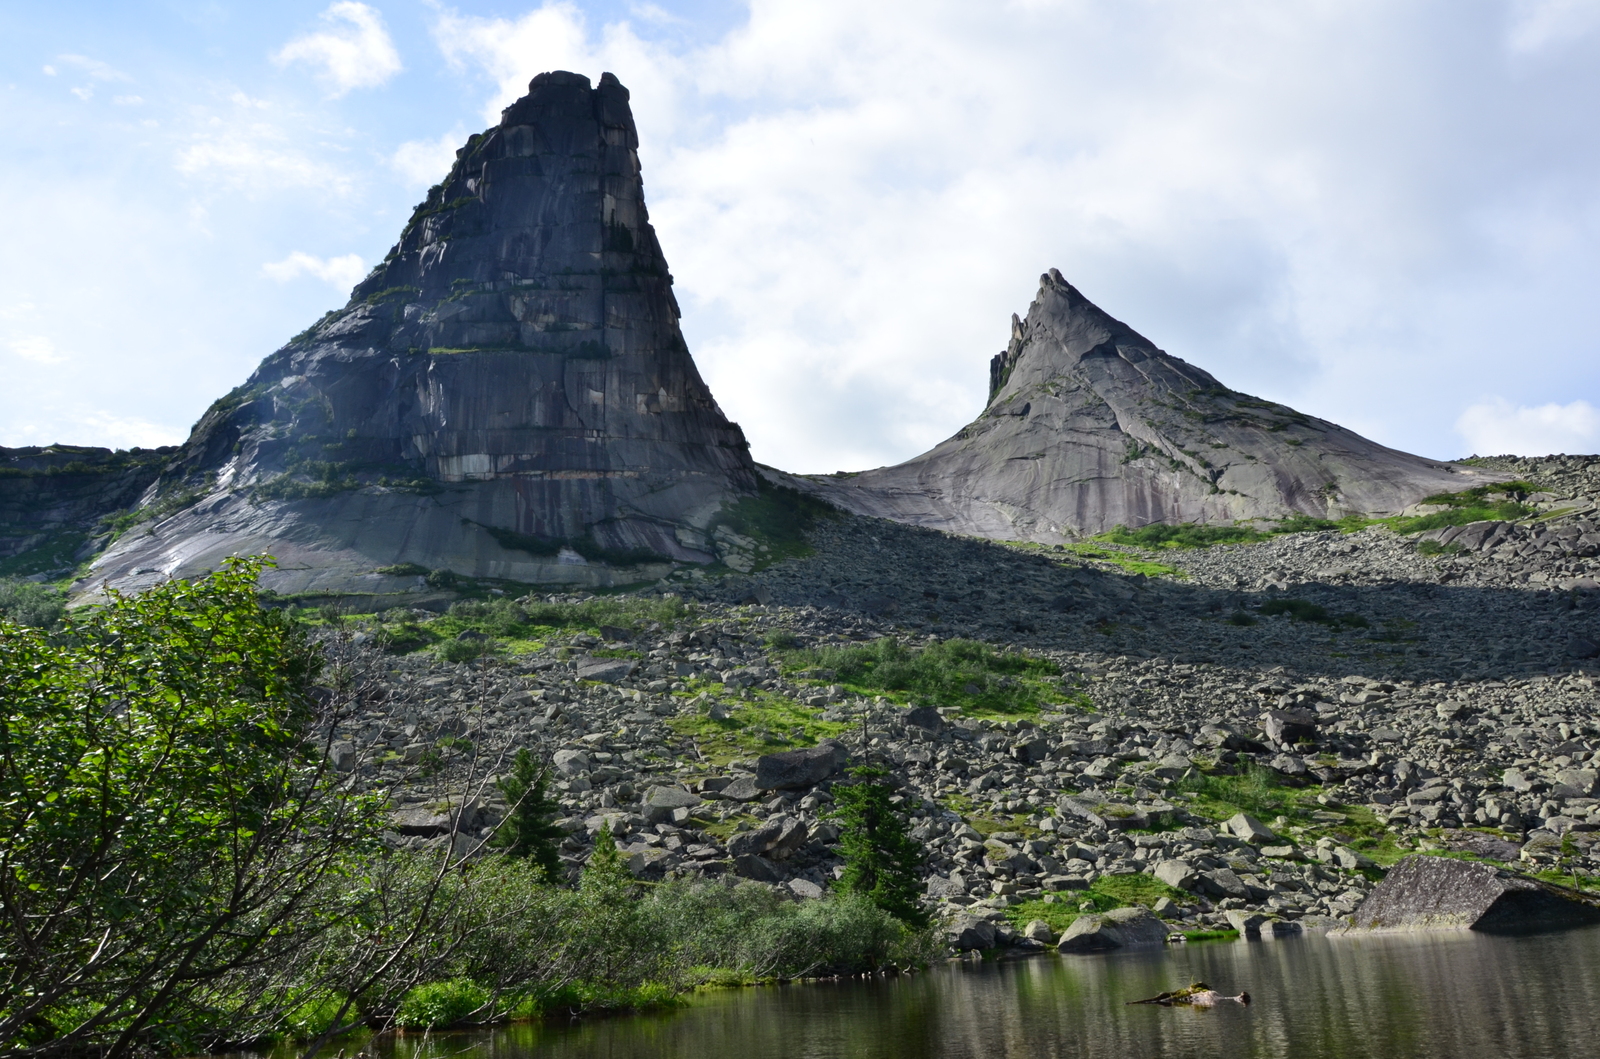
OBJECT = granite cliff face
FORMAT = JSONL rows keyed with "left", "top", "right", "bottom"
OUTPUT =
{"left": 82, "top": 71, "right": 755, "bottom": 601}
{"left": 784, "top": 270, "right": 1501, "bottom": 541}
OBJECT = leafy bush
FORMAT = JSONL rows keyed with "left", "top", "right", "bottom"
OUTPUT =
{"left": 394, "top": 979, "right": 488, "bottom": 1029}
{"left": 0, "top": 578, "right": 66, "bottom": 628}
{"left": 0, "top": 558, "right": 383, "bottom": 1057}
{"left": 777, "top": 636, "right": 1060, "bottom": 715}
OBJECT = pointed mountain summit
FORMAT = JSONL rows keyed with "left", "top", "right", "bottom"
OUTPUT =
{"left": 84, "top": 71, "right": 755, "bottom": 600}
{"left": 787, "top": 269, "right": 1499, "bottom": 540}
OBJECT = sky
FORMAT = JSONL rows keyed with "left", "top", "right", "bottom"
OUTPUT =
{"left": 3, "top": 1, "right": 1600, "bottom": 473}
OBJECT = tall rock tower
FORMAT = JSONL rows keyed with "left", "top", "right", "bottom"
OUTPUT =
{"left": 83, "top": 71, "right": 756, "bottom": 600}
{"left": 788, "top": 269, "right": 1501, "bottom": 540}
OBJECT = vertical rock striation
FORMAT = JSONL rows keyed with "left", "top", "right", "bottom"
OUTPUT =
{"left": 782, "top": 269, "right": 1502, "bottom": 540}
{"left": 82, "top": 71, "right": 755, "bottom": 600}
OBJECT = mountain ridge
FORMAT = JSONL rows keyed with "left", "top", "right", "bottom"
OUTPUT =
{"left": 775, "top": 268, "right": 1501, "bottom": 541}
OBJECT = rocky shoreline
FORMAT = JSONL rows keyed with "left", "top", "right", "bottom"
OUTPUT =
{"left": 325, "top": 453, "right": 1600, "bottom": 952}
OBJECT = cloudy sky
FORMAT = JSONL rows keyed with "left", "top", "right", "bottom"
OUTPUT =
{"left": 3, "top": 1, "right": 1599, "bottom": 472}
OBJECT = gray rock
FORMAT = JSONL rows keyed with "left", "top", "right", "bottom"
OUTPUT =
{"left": 1154, "top": 859, "right": 1197, "bottom": 890}
{"left": 78, "top": 71, "right": 757, "bottom": 603}
{"left": 1225, "top": 910, "right": 1269, "bottom": 936}
{"left": 732, "top": 854, "right": 782, "bottom": 883}
{"left": 947, "top": 915, "right": 997, "bottom": 951}
{"left": 770, "top": 269, "right": 1503, "bottom": 541}
{"left": 905, "top": 705, "right": 944, "bottom": 730}
{"left": 1022, "top": 919, "right": 1057, "bottom": 944}
{"left": 1556, "top": 769, "right": 1598, "bottom": 797}
{"left": 755, "top": 740, "right": 848, "bottom": 790}
{"left": 1339, "top": 855, "right": 1600, "bottom": 934}
{"left": 718, "top": 776, "right": 764, "bottom": 801}
{"left": 577, "top": 659, "right": 638, "bottom": 684}
{"left": 788, "top": 878, "right": 826, "bottom": 899}
{"left": 1567, "top": 636, "right": 1600, "bottom": 660}
{"left": 1224, "top": 812, "right": 1278, "bottom": 843}
{"left": 1262, "top": 709, "right": 1319, "bottom": 747}
{"left": 328, "top": 741, "right": 356, "bottom": 771}
{"left": 728, "top": 816, "right": 808, "bottom": 858}
{"left": 552, "top": 749, "right": 590, "bottom": 776}
{"left": 1057, "top": 906, "right": 1170, "bottom": 953}
{"left": 640, "top": 785, "right": 700, "bottom": 823}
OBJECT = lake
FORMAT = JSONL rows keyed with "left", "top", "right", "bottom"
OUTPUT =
{"left": 370, "top": 927, "right": 1600, "bottom": 1059}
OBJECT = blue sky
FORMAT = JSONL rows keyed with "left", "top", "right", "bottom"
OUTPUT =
{"left": 3, "top": 1, "right": 1600, "bottom": 472}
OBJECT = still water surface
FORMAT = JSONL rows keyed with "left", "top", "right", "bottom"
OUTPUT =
{"left": 375, "top": 928, "right": 1600, "bottom": 1059}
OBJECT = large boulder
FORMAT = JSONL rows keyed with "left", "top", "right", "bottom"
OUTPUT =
{"left": 1057, "top": 907, "right": 1171, "bottom": 953}
{"left": 577, "top": 658, "right": 638, "bottom": 684}
{"left": 948, "top": 915, "right": 998, "bottom": 951}
{"left": 755, "top": 740, "right": 849, "bottom": 790}
{"left": 1338, "top": 855, "right": 1600, "bottom": 934}
{"left": 727, "top": 816, "right": 808, "bottom": 859}
{"left": 640, "top": 785, "right": 700, "bottom": 823}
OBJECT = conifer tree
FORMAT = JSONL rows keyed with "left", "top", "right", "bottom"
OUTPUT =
{"left": 493, "top": 748, "right": 565, "bottom": 881}
{"left": 830, "top": 765, "right": 929, "bottom": 926}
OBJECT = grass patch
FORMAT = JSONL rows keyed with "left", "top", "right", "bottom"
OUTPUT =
{"left": 1005, "top": 874, "right": 1190, "bottom": 934}
{"left": 1382, "top": 483, "right": 1539, "bottom": 535}
{"left": 775, "top": 637, "right": 1064, "bottom": 717}
{"left": 1182, "top": 929, "right": 1241, "bottom": 942}
{"left": 1094, "top": 514, "right": 1374, "bottom": 552}
{"left": 1174, "top": 761, "right": 1312, "bottom": 824}
{"left": 1099, "top": 523, "right": 1267, "bottom": 549}
{"left": 709, "top": 477, "right": 839, "bottom": 567}
{"left": 1060, "top": 543, "right": 1184, "bottom": 578}
{"left": 666, "top": 694, "right": 851, "bottom": 766}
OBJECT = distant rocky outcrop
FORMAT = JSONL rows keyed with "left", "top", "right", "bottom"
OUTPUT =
{"left": 1338, "top": 855, "right": 1600, "bottom": 934}
{"left": 778, "top": 270, "right": 1502, "bottom": 541}
{"left": 79, "top": 71, "right": 754, "bottom": 602}
{"left": 1, "top": 446, "right": 174, "bottom": 579}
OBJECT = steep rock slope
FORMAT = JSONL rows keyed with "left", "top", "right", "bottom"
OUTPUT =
{"left": 81, "top": 71, "right": 755, "bottom": 601}
{"left": 785, "top": 270, "right": 1499, "bottom": 541}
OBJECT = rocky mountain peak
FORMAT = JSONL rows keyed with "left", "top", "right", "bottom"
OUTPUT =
{"left": 780, "top": 270, "right": 1503, "bottom": 541}
{"left": 81, "top": 71, "right": 756, "bottom": 603}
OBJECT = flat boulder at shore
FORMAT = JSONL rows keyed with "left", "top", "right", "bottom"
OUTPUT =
{"left": 1338, "top": 855, "right": 1600, "bottom": 935}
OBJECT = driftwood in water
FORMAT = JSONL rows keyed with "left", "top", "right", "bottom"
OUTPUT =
{"left": 1129, "top": 981, "right": 1251, "bottom": 1007}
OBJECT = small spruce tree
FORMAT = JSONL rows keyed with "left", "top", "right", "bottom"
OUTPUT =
{"left": 493, "top": 748, "right": 565, "bottom": 881}
{"left": 830, "top": 765, "right": 929, "bottom": 926}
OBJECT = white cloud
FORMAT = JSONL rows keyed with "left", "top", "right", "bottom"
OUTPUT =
{"left": 432, "top": 3, "right": 611, "bottom": 123}
{"left": 391, "top": 129, "right": 465, "bottom": 188}
{"left": 176, "top": 121, "right": 354, "bottom": 194}
{"left": 1457, "top": 398, "right": 1600, "bottom": 456}
{"left": 57, "top": 54, "right": 132, "bottom": 82}
{"left": 262, "top": 251, "right": 367, "bottom": 290}
{"left": 70, "top": 86, "right": 93, "bottom": 102}
{"left": 1509, "top": 0, "right": 1600, "bottom": 53}
{"left": 112, "top": 95, "right": 144, "bottom": 106}
{"left": 274, "top": 1, "right": 402, "bottom": 97}
{"left": 7, "top": 335, "right": 67, "bottom": 365}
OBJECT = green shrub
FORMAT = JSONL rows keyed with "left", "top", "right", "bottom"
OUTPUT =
{"left": 0, "top": 578, "right": 66, "bottom": 628}
{"left": 394, "top": 979, "right": 488, "bottom": 1029}
{"left": 1099, "top": 523, "right": 1267, "bottom": 549}
{"left": 777, "top": 636, "right": 1060, "bottom": 716}
{"left": 1176, "top": 761, "right": 1299, "bottom": 821}
{"left": 435, "top": 636, "right": 491, "bottom": 663}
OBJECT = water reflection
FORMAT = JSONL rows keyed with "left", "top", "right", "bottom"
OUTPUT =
{"left": 372, "top": 927, "right": 1600, "bottom": 1059}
